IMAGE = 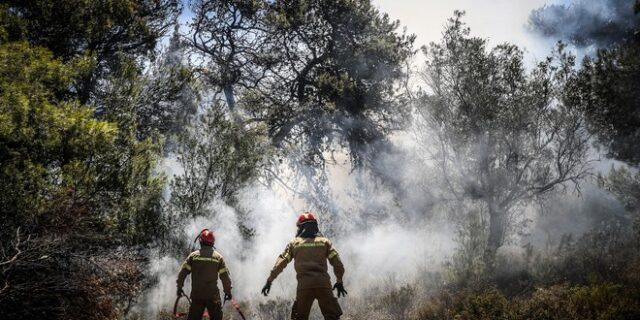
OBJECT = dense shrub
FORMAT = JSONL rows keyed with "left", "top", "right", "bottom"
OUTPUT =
{"left": 416, "top": 283, "right": 640, "bottom": 320}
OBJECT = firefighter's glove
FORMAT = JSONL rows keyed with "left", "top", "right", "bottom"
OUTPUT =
{"left": 177, "top": 288, "right": 185, "bottom": 297}
{"left": 224, "top": 292, "right": 233, "bottom": 303}
{"left": 261, "top": 281, "right": 272, "bottom": 296}
{"left": 333, "top": 282, "right": 348, "bottom": 297}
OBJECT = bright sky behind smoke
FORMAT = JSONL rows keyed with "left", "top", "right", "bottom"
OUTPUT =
{"left": 373, "top": 0, "right": 565, "bottom": 65}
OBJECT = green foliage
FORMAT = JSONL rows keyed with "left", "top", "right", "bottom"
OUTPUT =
{"left": 1, "top": 0, "right": 179, "bottom": 101}
{"left": 266, "top": 0, "right": 415, "bottom": 163}
{"left": 2, "top": 0, "right": 178, "bottom": 60}
{"left": 0, "top": 41, "right": 116, "bottom": 233}
{"left": 416, "top": 288, "right": 511, "bottom": 320}
{"left": 525, "top": 222, "right": 637, "bottom": 286}
{"left": 170, "top": 103, "right": 268, "bottom": 220}
{"left": 605, "top": 167, "right": 640, "bottom": 212}
{"left": 0, "top": 4, "right": 26, "bottom": 42}
{"left": 0, "top": 40, "right": 167, "bottom": 319}
{"left": 0, "top": 40, "right": 168, "bottom": 241}
{"left": 447, "top": 210, "right": 489, "bottom": 285}
{"left": 0, "top": 2, "right": 182, "bottom": 317}
{"left": 601, "top": 167, "right": 640, "bottom": 238}
{"left": 135, "top": 27, "right": 199, "bottom": 140}
{"left": 458, "top": 289, "right": 514, "bottom": 319}
{"left": 572, "top": 41, "right": 640, "bottom": 165}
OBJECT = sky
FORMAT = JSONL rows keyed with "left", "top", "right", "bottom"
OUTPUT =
{"left": 373, "top": 0, "right": 564, "bottom": 65}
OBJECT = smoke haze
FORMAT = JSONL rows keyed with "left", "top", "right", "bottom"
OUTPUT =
{"left": 134, "top": 2, "right": 637, "bottom": 317}
{"left": 528, "top": 0, "right": 640, "bottom": 47}
{"left": 137, "top": 152, "right": 459, "bottom": 316}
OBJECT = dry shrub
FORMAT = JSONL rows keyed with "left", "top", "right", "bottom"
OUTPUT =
{"left": 415, "top": 219, "right": 640, "bottom": 320}
{"left": 254, "top": 297, "right": 292, "bottom": 320}
{"left": 0, "top": 233, "right": 148, "bottom": 319}
{"left": 415, "top": 288, "right": 513, "bottom": 320}
{"left": 415, "top": 283, "right": 640, "bottom": 320}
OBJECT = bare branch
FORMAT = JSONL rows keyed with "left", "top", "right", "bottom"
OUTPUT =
{"left": 0, "top": 228, "right": 29, "bottom": 267}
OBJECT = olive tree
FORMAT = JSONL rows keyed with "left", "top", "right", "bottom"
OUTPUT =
{"left": 417, "top": 12, "right": 592, "bottom": 265}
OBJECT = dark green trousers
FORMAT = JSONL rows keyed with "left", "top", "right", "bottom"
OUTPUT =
{"left": 291, "top": 288, "right": 343, "bottom": 320}
{"left": 187, "top": 298, "right": 223, "bottom": 320}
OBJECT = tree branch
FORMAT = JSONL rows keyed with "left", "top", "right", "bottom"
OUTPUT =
{"left": 0, "top": 228, "right": 29, "bottom": 267}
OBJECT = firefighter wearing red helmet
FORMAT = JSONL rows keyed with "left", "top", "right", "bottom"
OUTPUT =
{"left": 262, "top": 213, "right": 347, "bottom": 320}
{"left": 177, "top": 229, "right": 233, "bottom": 320}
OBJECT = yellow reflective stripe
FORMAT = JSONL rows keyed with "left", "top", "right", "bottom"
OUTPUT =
{"left": 294, "top": 242, "right": 327, "bottom": 248}
{"left": 192, "top": 256, "right": 220, "bottom": 263}
{"left": 328, "top": 250, "right": 338, "bottom": 259}
{"left": 182, "top": 262, "right": 192, "bottom": 271}
{"left": 282, "top": 252, "right": 292, "bottom": 261}
{"left": 218, "top": 267, "right": 228, "bottom": 274}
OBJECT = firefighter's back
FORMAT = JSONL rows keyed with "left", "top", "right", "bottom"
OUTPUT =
{"left": 290, "top": 236, "right": 334, "bottom": 290}
{"left": 188, "top": 247, "right": 224, "bottom": 299}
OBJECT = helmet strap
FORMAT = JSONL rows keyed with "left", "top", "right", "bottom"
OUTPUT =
{"left": 296, "top": 225, "right": 305, "bottom": 237}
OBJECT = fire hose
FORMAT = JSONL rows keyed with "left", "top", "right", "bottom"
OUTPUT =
{"left": 173, "top": 292, "right": 191, "bottom": 318}
{"left": 225, "top": 297, "right": 248, "bottom": 320}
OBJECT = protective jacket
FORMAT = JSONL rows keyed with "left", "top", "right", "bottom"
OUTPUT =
{"left": 177, "top": 245, "right": 232, "bottom": 300}
{"left": 268, "top": 236, "right": 345, "bottom": 290}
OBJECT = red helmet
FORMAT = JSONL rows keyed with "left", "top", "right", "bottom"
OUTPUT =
{"left": 297, "top": 212, "right": 317, "bottom": 226}
{"left": 199, "top": 229, "right": 215, "bottom": 246}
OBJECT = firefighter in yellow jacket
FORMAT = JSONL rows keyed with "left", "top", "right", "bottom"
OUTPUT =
{"left": 261, "top": 213, "right": 347, "bottom": 320}
{"left": 177, "top": 229, "right": 232, "bottom": 320}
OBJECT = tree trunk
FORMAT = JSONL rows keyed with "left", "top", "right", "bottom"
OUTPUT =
{"left": 223, "top": 84, "right": 243, "bottom": 123}
{"left": 485, "top": 202, "right": 507, "bottom": 270}
{"left": 223, "top": 85, "right": 236, "bottom": 112}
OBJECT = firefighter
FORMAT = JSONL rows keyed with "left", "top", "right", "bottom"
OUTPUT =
{"left": 261, "top": 212, "right": 347, "bottom": 320}
{"left": 177, "top": 229, "right": 232, "bottom": 320}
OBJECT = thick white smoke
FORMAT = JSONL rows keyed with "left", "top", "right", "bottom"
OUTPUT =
{"left": 136, "top": 139, "right": 460, "bottom": 317}
{"left": 135, "top": 118, "right": 630, "bottom": 319}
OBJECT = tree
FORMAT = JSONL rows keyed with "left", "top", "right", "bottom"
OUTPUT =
{"left": 189, "top": 0, "right": 268, "bottom": 114}
{"left": 418, "top": 12, "right": 591, "bottom": 265}
{"left": 573, "top": 41, "right": 640, "bottom": 166}
{"left": 1, "top": 0, "right": 179, "bottom": 102}
{"left": 0, "top": 42, "right": 116, "bottom": 240}
{"left": 0, "top": 4, "right": 180, "bottom": 316}
{"left": 604, "top": 167, "right": 640, "bottom": 238}
{"left": 188, "top": 0, "right": 414, "bottom": 166}
{"left": 262, "top": 0, "right": 414, "bottom": 164}
{"left": 104, "top": 26, "right": 199, "bottom": 143}
{"left": 169, "top": 103, "right": 267, "bottom": 220}
{"left": 184, "top": 0, "right": 414, "bottom": 217}
{"left": 0, "top": 39, "right": 165, "bottom": 318}
{"left": 570, "top": 35, "right": 640, "bottom": 239}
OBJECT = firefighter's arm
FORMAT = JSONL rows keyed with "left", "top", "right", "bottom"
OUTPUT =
{"left": 218, "top": 257, "right": 233, "bottom": 294}
{"left": 176, "top": 255, "right": 192, "bottom": 290}
{"left": 327, "top": 241, "right": 345, "bottom": 283}
{"left": 267, "top": 242, "right": 293, "bottom": 282}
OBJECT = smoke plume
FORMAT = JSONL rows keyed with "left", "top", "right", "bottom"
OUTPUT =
{"left": 134, "top": 145, "right": 459, "bottom": 317}
{"left": 528, "top": 0, "right": 640, "bottom": 47}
